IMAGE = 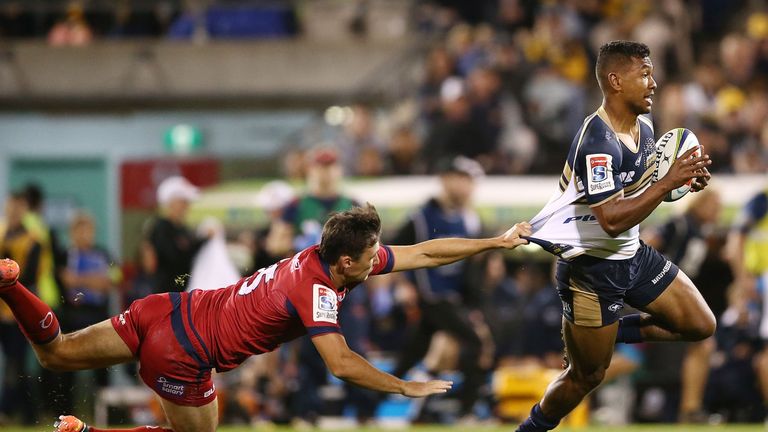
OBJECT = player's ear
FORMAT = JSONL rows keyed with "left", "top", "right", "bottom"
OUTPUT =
{"left": 340, "top": 255, "right": 352, "bottom": 269}
{"left": 608, "top": 72, "right": 621, "bottom": 91}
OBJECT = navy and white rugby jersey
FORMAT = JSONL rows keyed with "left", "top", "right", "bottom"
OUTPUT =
{"left": 528, "top": 107, "right": 658, "bottom": 260}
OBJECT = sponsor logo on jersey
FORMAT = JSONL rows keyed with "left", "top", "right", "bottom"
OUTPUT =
{"left": 634, "top": 154, "right": 642, "bottom": 167}
{"left": 562, "top": 301, "right": 572, "bottom": 314}
{"left": 118, "top": 310, "right": 130, "bottom": 326}
{"left": 651, "top": 260, "right": 673, "bottom": 284}
{"left": 563, "top": 214, "right": 597, "bottom": 224}
{"left": 204, "top": 384, "right": 216, "bottom": 398}
{"left": 586, "top": 154, "right": 614, "bottom": 194}
{"left": 619, "top": 171, "right": 635, "bottom": 183}
{"left": 608, "top": 303, "right": 623, "bottom": 313}
{"left": 156, "top": 377, "right": 185, "bottom": 397}
{"left": 39, "top": 311, "right": 54, "bottom": 329}
{"left": 312, "top": 284, "right": 338, "bottom": 323}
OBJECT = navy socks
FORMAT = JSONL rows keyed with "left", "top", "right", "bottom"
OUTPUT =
{"left": 516, "top": 404, "right": 561, "bottom": 432}
{"left": 616, "top": 313, "right": 644, "bottom": 344}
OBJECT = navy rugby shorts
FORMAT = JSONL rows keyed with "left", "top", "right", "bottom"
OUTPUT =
{"left": 555, "top": 242, "right": 679, "bottom": 327}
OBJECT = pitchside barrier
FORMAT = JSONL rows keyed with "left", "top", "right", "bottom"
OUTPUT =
{"left": 189, "top": 174, "right": 765, "bottom": 237}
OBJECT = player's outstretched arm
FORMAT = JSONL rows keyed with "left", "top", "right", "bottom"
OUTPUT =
{"left": 387, "top": 222, "right": 532, "bottom": 272}
{"left": 312, "top": 333, "right": 452, "bottom": 397}
{"left": 593, "top": 147, "right": 711, "bottom": 237}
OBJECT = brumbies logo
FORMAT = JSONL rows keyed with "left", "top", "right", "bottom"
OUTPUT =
{"left": 156, "top": 377, "right": 185, "bottom": 397}
{"left": 312, "top": 284, "right": 338, "bottom": 324}
{"left": 586, "top": 154, "right": 614, "bottom": 194}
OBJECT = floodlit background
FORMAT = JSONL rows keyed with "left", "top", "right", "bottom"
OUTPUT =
{"left": 0, "top": 0, "right": 767, "bottom": 429}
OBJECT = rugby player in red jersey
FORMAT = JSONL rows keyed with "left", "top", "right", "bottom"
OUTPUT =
{"left": 0, "top": 204, "right": 531, "bottom": 432}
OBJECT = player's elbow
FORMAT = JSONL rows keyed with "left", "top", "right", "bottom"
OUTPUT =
{"left": 603, "top": 225, "right": 625, "bottom": 238}
{"left": 327, "top": 352, "right": 355, "bottom": 380}
{"left": 328, "top": 361, "right": 350, "bottom": 380}
{"left": 600, "top": 221, "right": 624, "bottom": 238}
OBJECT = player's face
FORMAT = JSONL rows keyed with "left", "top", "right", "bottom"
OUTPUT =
{"left": 345, "top": 241, "right": 380, "bottom": 284}
{"left": 622, "top": 56, "right": 656, "bottom": 115}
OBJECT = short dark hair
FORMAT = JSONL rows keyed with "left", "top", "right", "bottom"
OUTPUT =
{"left": 595, "top": 40, "right": 650, "bottom": 86}
{"left": 318, "top": 204, "right": 381, "bottom": 263}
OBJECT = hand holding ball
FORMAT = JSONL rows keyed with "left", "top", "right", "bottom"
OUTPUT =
{"left": 651, "top": 128, "right": 706, "bottom": 202}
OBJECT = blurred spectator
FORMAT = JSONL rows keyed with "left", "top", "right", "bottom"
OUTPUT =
{"left": 487, "top": 258, "right": 562, "bottom": 368}
{"left": 720, "top": 33, "right": 756, "bottom": 87}
{"left": 389, "top": 156, "right": 487, "bottom": 421}
{"left": 366, "top": 273, "right": 415, "bottom": 352}
{"left": 423, "top": 77, "right": 495, "bottom": 172}
{"left": 47, "top": 1, "right": 93, "bottom": 46}
{"left": 0, "top": 192, "right": 40, "bottom": 425}
{"left": 642, "top": 189, "right": 729, "bottom": 423}
{"left": 147, "top": 176, "right": 205, "bottom": 293}
{"left": 385, "top": 125, "right": 424, "bottom": 175}
{"left": 420, "top": 46, "right": 457, "bottom": 123}
{"left": 281, "top": 148, "right": 308, "bottom": 183}
{"left": 252, "top": 180, "right": 295, "bottom": 271}
{"left": 728, "top": 183, "right": 768, "bottom": 420}
{"left": 272, "top": 147, "right": 358, "bottom": 255}
{"left": 335, "top": 105, "right": 386, "bottom": 176}
{"left": 61, "top": 211, "right": 121, "bottom": 331}
{"left": 126, "top": 237, "right": 157, "bottom": 306}
{"left": 467, "top": 66, "right": 504, "bottom": 172}
{"left": 21, "top": 184, "right": 62, "bottom": 310}
{"left": 57, "top": 211, "right": 121, "bottom": 416}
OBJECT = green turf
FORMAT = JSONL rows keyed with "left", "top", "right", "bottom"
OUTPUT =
{"left": 2, "top": 425, "right": 765, "bottom": 432}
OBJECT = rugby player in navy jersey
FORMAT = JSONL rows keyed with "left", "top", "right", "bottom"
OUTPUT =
{"left": 0, "top": 204, "right": 531, "bottom": 432}
{"left": 518, "top": 41, "right": 715, "bottom": 431}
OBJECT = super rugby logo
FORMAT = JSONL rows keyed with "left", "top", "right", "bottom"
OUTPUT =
{"left": 586, "top": 154, "right": 614, "bottom": 194}
{"left": 312, "top": 284, "right": 338, "bottom": 324}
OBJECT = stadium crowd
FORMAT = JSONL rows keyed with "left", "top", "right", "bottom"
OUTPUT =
{"left": 1, "top": 0, "right": 768, "bottom": 429}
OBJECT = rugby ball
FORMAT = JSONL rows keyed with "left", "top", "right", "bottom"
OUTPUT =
{"left": 652, "top": 128, "right": 701, "bottom": 202}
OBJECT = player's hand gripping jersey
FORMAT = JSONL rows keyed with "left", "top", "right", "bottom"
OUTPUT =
{"left": 527, "top": 108, "right": 657, "bottom": 259}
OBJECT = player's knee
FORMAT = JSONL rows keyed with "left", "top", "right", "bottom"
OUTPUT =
{"left": 36, "top": 350, "right": 69, "bottom": 372}
{"left": 35, "top": 338, "right": 77, "bottom": 372}
{"left": 569, "top": 365, "right": 607, "bottom": 392}
{"left": 684, "top": 311, "right": 716, "bottom": 341}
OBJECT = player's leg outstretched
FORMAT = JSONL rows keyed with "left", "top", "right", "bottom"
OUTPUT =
{"left": 55, "top": 397, "right": 220, "bottom": 432}
{"left": 53, "top": 397, "right": 218, "bottom": 432}
{"left": 0, "top": 258, "right": 134, "bottom": 371}
{"left": 618, "top": 271, "right": 716, "bottom": 343}
{"left": 515, "top": 319, "right": 618, "bottom": 432}
{"left": 0, "top": 259, "right": 205, "bottom": 432}
{"left": 54, "top": 414, "right": 175, "bottom": 432}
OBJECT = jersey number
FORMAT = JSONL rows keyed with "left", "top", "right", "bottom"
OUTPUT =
{"left": 238, "top": 263, "right": 278, "bottom": 295}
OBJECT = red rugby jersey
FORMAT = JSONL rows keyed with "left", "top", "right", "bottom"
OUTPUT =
{"left": 189, "top": 244, "right": 395, "bottom": 372}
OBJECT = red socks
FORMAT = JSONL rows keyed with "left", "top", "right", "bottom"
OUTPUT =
{"left": 88, "top": 427, "right": 173, "bottom": 432}
{"left": 0, "top": 281, "right": 60, "bottom": 344}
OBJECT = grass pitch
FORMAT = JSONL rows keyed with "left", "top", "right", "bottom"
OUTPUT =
{"left": 3, "top": 425, "right": 765, "bottom": 431}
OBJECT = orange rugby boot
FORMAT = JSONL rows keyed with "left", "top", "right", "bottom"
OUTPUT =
{"left": 0, "top": 259, "right": 19, "bottom": 287}
{"left": 54, "top": 415, "right": 87, "bottom": 432}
